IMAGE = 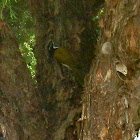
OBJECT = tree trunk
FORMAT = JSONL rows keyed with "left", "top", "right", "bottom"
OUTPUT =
{"left": 81, "top": 0, "right": 140, "bottom": 140}
{"left": 26, "top": 0, "right": 103, "bottom": 139}
{"left": 0, "top": 0, "right": 103, "bottom": 140}
{"left": 1, "top": 0, "right": 139, "bottom": 140}
{"left": 0, "top": 20, "right": 47, "bottom": 139}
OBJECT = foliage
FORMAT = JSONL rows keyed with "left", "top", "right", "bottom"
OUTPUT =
{"left": 92, "top": 8, "right": 104, "bottom": 38}
{"left": 0, "top": 0, "right": 37, "bottom": 80}
{"left": 92, "top": 8, "right": 104, "bottom": 21}
{"left": 0, "top": 0, "right": 17, "bottom": 19}
{"left": 19, "top": 35, "right": 37, "bottom": 79}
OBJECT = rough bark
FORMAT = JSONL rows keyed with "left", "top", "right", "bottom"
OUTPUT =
{"left": 0, "top": 21, "right": 47, "bottom": 139}
{"left": 26, "top": 0, "right": 103, "bottom": 139}
{"left": 82, "top": 0, "right": 140, "bottom": 140}
{"left": 0, "top": 0, "right": 105, "bottom": 139}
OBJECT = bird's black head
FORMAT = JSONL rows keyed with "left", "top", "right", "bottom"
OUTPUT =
{"left": 48, "top": 41, "right": 58, "bottom": 58}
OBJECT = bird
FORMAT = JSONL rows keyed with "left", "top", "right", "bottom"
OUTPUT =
{"left": 54, "top": 47, "right": 78, "bottom": 70}
{"left": 48, "top": 43, "right": 84, "bottom": 86}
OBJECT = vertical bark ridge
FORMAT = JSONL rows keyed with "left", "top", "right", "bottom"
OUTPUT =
{"left": 82, "top": 0, "right": 140, "bottom": 139}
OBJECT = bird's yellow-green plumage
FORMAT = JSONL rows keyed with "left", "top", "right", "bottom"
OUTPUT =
{"left": 54, "top": 47, "right": 85, "bottom": 86}
{"left": 54, "top": 48, "right": 78, "bottom": 70}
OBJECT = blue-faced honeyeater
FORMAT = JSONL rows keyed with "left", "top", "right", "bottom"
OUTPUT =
{"left": 48, "top": 43, "right": 85, "bottom": 86}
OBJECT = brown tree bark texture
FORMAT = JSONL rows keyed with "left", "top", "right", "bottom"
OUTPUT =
{"left": 81, "top": 0, "right": 140, "bottom": 140}
{"left": 26, "top": 0, "right": 104, "bottom": 139}
{"left": 0, "top": 0, "right": 103, "bottom": 140}
{"left": 0, "top": 21, "right": 47, "bottom": 139}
